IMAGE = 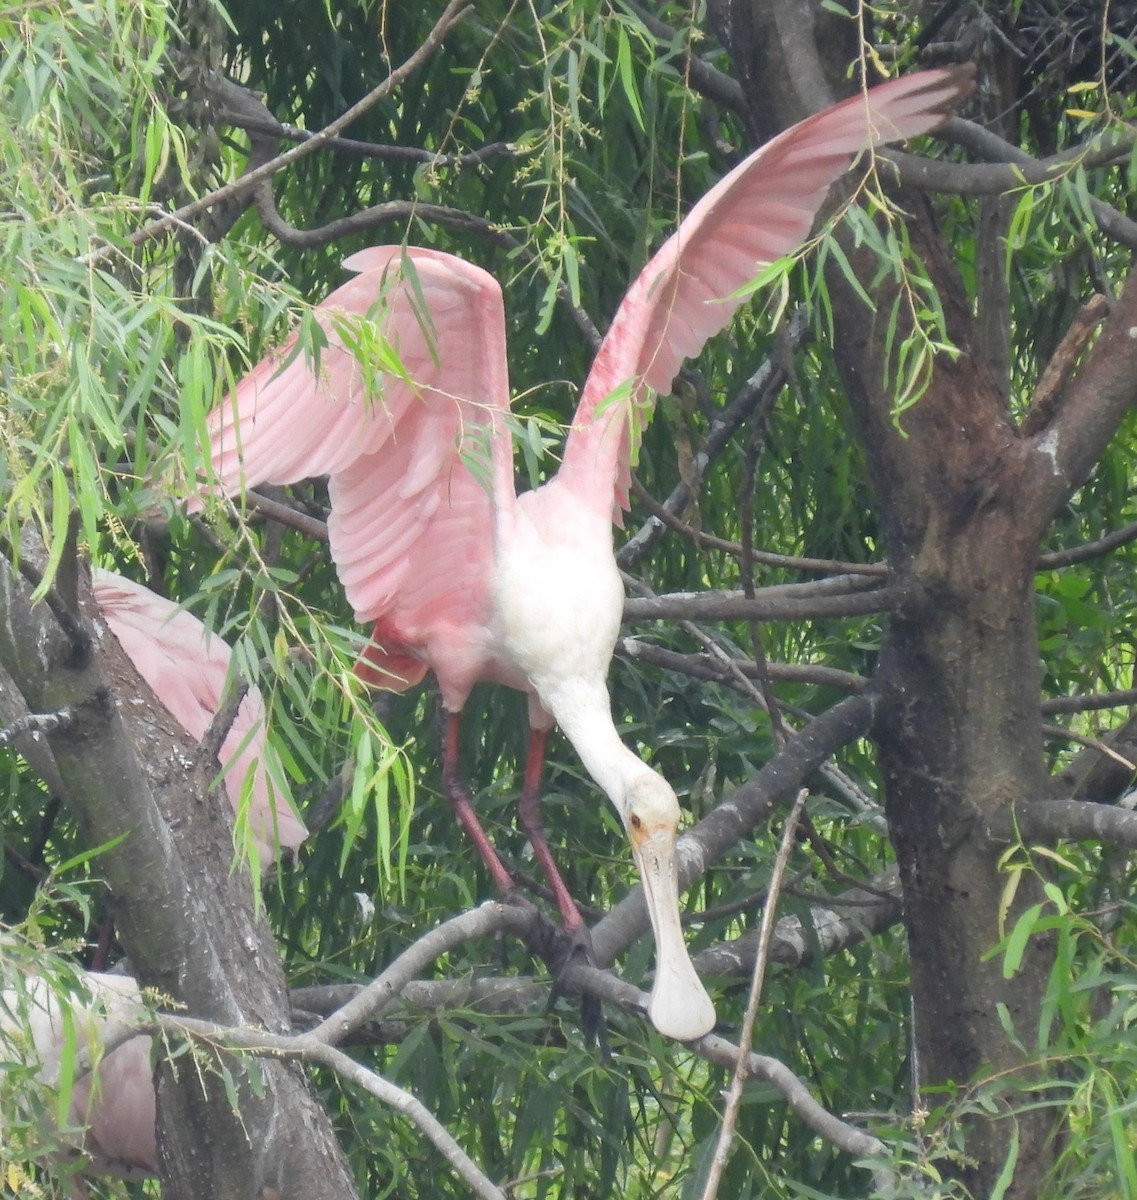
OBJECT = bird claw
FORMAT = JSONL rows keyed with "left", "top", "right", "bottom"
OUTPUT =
{"left": 545, "top": 924, "right": 609, "bottom": 1052}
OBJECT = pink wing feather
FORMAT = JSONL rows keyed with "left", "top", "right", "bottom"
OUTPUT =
{"left": 198, "top": 247, "right": 515, "bottom": 702}
{"left": 5, "top": 971, "right": 158, "bottom": 1178}
{"left": 92, "top": 569, "right": 306, "bottom": 867}
{"left": 559, "top": 66, "right": 974, "bottom": 521}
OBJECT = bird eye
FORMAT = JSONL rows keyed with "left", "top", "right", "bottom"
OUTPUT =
{"left": 629, "top": 812, "right": 643, "bottom": 831}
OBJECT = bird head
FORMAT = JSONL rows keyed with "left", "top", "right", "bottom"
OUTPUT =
{"left": 622, "top": 771, "right": 716, "bottom": 1041}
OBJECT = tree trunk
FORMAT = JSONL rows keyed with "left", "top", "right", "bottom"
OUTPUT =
{"left": 710, "top": 4, "right": 1065, "bottom": 1190}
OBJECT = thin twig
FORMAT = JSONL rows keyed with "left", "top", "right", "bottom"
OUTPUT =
{"left": 700, "top": 788, "right": 809, "bottom": 1200}
{"left": 0, "top": 707, "right": 77, "bottom": 747}
{"left": 1042, "top": 721, "right": 1137, "bottom": 769}
{"left": 222, "top": 112, "right": 517, "bottom": 170}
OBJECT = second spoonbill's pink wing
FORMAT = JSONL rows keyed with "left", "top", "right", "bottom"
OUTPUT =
{"left": 559, "top": 66, "right": 974, "bottom": 521}
{"left": 197, "top": 247, "right": 515, "bottom": 699}
{"left": 5, "top": 970, "right": 158, "bottom": 1179}
{"left": 92, "top": 569, "right": 306, "bottom": 867}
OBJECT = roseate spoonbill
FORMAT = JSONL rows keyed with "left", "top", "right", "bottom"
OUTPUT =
{"left": 196, "top": 68, "right": 971, "bottom": 1040}
{"left": 92, "top": 569, "right": 307, "bottom": 869}
{"left": 0, "top": 969, "right": 157, "bottom": 1182}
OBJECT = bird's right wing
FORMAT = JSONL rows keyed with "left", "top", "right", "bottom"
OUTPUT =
{"left": 197, "top": 247, "right": 515, "bottom": 642}
{"left": 559, "top": 66, "right": 974, "bottom": 522}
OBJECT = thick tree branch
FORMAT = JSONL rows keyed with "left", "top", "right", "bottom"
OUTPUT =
{"left": 622, "top": 580, "right": 899, "bottom": 623}
{"left": 692, "top": 869, "right": 902, "bottom": 978}
{"left": 989, "top": 799, "right": 1137, "bottom": 849}
{"left": 310, "top": 902, "right": 536, "bottom": 1046}
{"left": 154, "top": 1013, "right": 506, "bottom": 1200}
{"left": 1025, "top": 262, "right": 1137, "bottom": 521}
{"left": 622, "top": 0, "right": 748, "bottom": 117}
{"left": 0, "top": 542, "right": 356, "bottom": 1198}
{"left": 909, "top": 118, "right": 1137, "bottom": 249}
{"left": 592, "top": 695, "right": 875, "bottom": 964}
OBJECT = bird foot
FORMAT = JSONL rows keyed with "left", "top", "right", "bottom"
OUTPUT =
{"left": 545, "top": 924, "right": 609, "bottom": 1052}
{"left": 503, "top": 897, "right": 608, "bottom": 1049}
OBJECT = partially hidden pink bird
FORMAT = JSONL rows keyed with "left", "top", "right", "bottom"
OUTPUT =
{"left": 92, "top": 568, "right": 307, "bottom": 870}
{"left": 196, "top": 68, "right": 971, "bottom": 1041}
{"left": 1, "top": 968, "right": 157, "bottom": 1183}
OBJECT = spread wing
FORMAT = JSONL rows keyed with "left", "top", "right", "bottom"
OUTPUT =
{"left": 196, "top": 247, "right": 515, "bottom": 688}
{"left": 558, "top": 66, "right": 974, "bottom": 521}
{"left": 91, "top": 569, "right": 306, "bottom": 865}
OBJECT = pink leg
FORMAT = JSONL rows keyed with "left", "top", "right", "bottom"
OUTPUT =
{"left": 441, "top": 712, "right": 516, "bottom": 897}
{"left": 516, "top": 728, "right": 586, "bottom": 934}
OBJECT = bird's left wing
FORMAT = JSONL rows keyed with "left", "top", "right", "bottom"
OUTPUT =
{"left": 559, "top": 66, "right": 974, "bottom": 521}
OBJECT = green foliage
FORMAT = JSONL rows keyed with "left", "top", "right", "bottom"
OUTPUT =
{"left": 3, "top": 0, "right": 1137, "bottom": 1197}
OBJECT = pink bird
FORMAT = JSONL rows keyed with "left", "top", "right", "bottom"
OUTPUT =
{"left": 92, "top": 569, "right": 307, "bottom": 870}
{"left": 197, "top": 68, "right": 971, "bottom": 1040}
{"left": 1, "top": 968, "right": 157, "bottom": 1183}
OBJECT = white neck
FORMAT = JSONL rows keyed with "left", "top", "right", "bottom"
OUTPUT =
{"left": 540, "top": 678, "right": 645, "bottom": 814}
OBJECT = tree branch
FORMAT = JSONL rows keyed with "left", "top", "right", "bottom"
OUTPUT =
{"left": 888, "top": 121, "right": 1137, "bottom": 251}
{"left": 97, "top": 0, "right": 472, "bottom": 257}
{"left": 619, "top": 309, "right": 810, "bottom": 568}
{"left": 310, "top": 902, "right": 536, "bottom": 1046}
{"left": 1026, "top": 263, "right": 1137, "bottom": 522}
{"left": 989, "top": 798, "right": 1137, "bottom": 849}
{"left": 156, "top": 1013, "right": 506, "bottom": 1200}
{"left": 591, "top": 694, "right": 875, "bottom": 965}
{"left": 622, "top": 580, "right": 900, "bottom": 623}
{"left": 618, "top": 638, "right": 867, "bottom": 694}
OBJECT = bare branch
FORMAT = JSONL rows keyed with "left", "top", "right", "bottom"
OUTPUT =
{"left": 989, "top": 799, "right": 1137, "bottom": 849}
{"left": 622, "top": 579, "right": 899, "bottom": 623}
{"left": 1038, "top": 519, "right": 1137, "bottom": 570}
{"left": 1042, "top": 687, "right": 1137, "bottom": 716}
{"left": 310, "top": 902, "right": 536, "bottom": 1046}
{"left": 0, "top": 541, "right": 90, "bottom": 663}
{"left": 197, "top": 677, "right": 250, "bottom": 766}
{"left": 592, "top": 695, "right": 875, "bottom": 965}
{"left": 1026, "top": 264, "right": 1137, "bottom": 521}
{"left": 703, "top": 789, "right": 808, "bottom": 1200}
{"left": 618, "top": 638, "right": 867, "bottom": 694}
{"left": 0, "top": 706, "right": 77, "bottom": 747}
{"left": 221, "top": 108, "right": 516, "bottom": 170}
{"left": 98, "top": 0, "right": 472, "bottom": 257}
{"left": 619, "top": 310, "right": 810, "bottom": 568}
{"left": 1022, "top": 294, "right": 1111, "bottom": 435}
{"left": 621, "top": 0, "right": 748, "bottom": 117}
{"left": 693, "top": 869, "right": 902, "bottom": 978}
{"left": 890, "top": 120, "right": 1137, "bottom": 249}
